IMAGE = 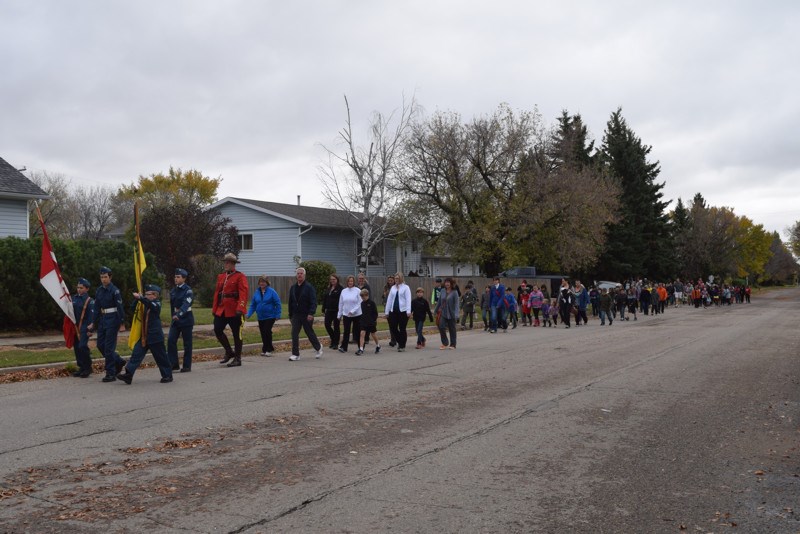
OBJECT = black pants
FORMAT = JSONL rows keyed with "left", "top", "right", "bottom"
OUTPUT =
{"left": 576, "top": 309, "right": 588, "bottom": 324}
{"left": 258, "top": 318, "right": 276, "bottom": 353}
{"left": 324, "top": 310, "right": 340, "bottom": 348}
{"left": 168, "top": 322, "right": 193, "bottom": 369}
{"left": 439, "top": 317, "right": 457, "bottom": 347}
{"left": 388, "top": 311, "right": 409, "bottom": 349}
{"left": 214, "top": 314, "right": 243, "bottom": 357}
{"left": 340, "top": 315, "right": 360, "bottom": 352}
{"left": 290, "top": 314, "right": 321, "bottom": 356}
{"left": 559, "top": 305, "right": 571, "bottom": 326}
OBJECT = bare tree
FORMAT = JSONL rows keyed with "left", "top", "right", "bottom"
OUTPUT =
{"left": 318, "top": 95, "right": 418, "bottom": 274}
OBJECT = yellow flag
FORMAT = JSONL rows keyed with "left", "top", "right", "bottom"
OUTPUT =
{"left": 128, "top": 203, "right": 147, "bottom": 349}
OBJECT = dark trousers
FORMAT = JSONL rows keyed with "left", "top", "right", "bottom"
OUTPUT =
{"left": 214, "top": 314, "right": 243, "bottom": 357}
{"left": 415, "top": 320, "right": 426, "bottom": 345}
{"left": 340, "top": 315, "right": 360, "bottom": 352}
{"left": 324, "top": 310, "right": 340, "bottom": 348}
{"left": 257, "top": 318, "right": 276, "bottom": 353}
{"left": 388, "top": 311, "right": 409, "bottom": 349}
{"left": 126, "top": 340, "right": 172, "bottom": 379}
{"left": 96, "top": 322, "right": 125, "bottom": 375}
{"left": 290, "top": 314, "right": 321, "bottom": 356}
{"left": 168, "top": 323, "right": 193, "bottom": 369}
{"left": 577, "top": 308, "right": 588, "bottom": 324}
{"left": 439, "top": 317, "right": 457, "bottom": 347}
{"left": 559, "top": 305, "right": 571, "bottom": 326}
{"left": 460, "top": 306, "right": 474, "bottom": 328}
{"left": 73, "top": 331, "right": 92, "bottom": 373}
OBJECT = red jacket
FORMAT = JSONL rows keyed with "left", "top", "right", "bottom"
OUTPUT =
{"left": 212, "top": 270, "right": 249, "bottom": 317}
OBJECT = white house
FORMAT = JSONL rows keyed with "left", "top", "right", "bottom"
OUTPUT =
{"left": 0, "top": 156, "right": 49, "bottom": 238}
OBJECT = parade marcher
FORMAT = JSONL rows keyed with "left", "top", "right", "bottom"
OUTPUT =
{"left": 431, "top": 278, "right": 443, "bottom": 309}
{"left": 528, "top": 285, "right": 544, "bottom": 326}
{"left": 574, "top": 281, "right": 589, "bottom": 326}
{"left": 382, "top": 275, "right": 396, "bottom": 347}
{"left": 434, "top": 277, "right": 460, "bottom": 349}
{"left": 480, "top": 285, "right": 491, "bottom": 330}
{"left": 357, "top": 289, "right": 381, "bottom": 355}
{"left": 355, "top": 272, "right": 372, "bottom": 344}
{"left": 598, "top": 288, "right": 613, "bottom": 326}
{"left": 288, "top": 267, "right": 323, "bottom": 361}
{"left": 411, "top": 286, "right": 434, "bottom": 349}
{"left": 385, "top": 272, "right": 412, "bottom": 352}
{"left": 167, "top": 268, "right": 194, "bottom": 372}
{"left": 71, "top": 277, "right": 94, "bottom": 377}
{"left": 489, "top": 277, "right": 506, "bottom": 333}
{"left": 116, "top": 285, "right": 173, "bottom": 384}
{"left": 87, "top": 266, "right": 126, "bottom": 382}
{"left": 322, "top": 274, "right": 343, "bottom": 350}
{"left": 460, "top": 281, "right": 478, "bottom": 330}
{"left": 337, "top": 275, "right": 362, "bottom": 353}
{"left": 247, "top": 275, "right": 281, "bottom": 356}
{"left": 212, "top": 253, "right": 248, "bottom": 367}
{"left": 558, "top": 279, "right": 575, "bottom": 328}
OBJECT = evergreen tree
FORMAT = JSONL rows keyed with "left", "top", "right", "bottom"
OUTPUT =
{"left": 670, "top": 197, "right": 691, "bottom": 278}
{"left": 595, "top": 109, "right": 673, "bottom": 279}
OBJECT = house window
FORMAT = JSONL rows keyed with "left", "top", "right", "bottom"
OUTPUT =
{"left": 237, "top": 233, "right": 253, "bottom": 251}
{"left": 356, "top": 238, "right": 384, "bottom": 266}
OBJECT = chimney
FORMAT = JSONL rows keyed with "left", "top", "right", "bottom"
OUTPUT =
{"left": 297, "top": 195, "right": 301, "bottom": 206}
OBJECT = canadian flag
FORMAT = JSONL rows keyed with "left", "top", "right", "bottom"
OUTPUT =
{"left": 38, "top": 209, "right": 77, "bottom": 347}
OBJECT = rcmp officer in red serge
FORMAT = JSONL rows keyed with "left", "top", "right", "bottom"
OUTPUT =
{"left": 167, "top": 268, "right": 194, "bottom": 372}
{"left": 71, "top": 277, "right": 94, "bottom": 378}
{"left": 116, "top": 284, "right": 173, "bottom": 384}
{"left": 87, "top": 266, "right": 127, "bottom": 382}
{"left": 213, "top": 253, "right": 248, "bottom": 367}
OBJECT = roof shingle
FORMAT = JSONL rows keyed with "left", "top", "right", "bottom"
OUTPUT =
{"left": 0, "top": 157, "right": 49, "bottom": 198}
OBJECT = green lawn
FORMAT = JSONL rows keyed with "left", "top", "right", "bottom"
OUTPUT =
{"left": 0, "top": 316, "right": 432, "bottom": 369}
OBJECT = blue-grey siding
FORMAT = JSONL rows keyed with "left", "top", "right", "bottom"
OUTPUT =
{"left": 301, "top": 228, "right": 356, "bottom": 276}
{"left": 0, "top": 198, "right": 29, "bottom": 238}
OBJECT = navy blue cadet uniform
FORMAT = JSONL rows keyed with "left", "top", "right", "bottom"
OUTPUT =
{"left": 117, "top": 284, "right": 173, "bottom": 384}
{"left": 90, "top": 266, "right": 126, "bottom": 381}
{"left": 167, "top": 268, "right": 194, "bottom": 371}
{"left": 71, "top": 277, "right": 94, "bottom": 377}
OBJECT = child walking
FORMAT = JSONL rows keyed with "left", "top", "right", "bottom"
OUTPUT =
{"left": 411, "top": 287, "right": 434, "bottom": 349}
{"left": 357, "top": 289, "right": 381, "bottom": 355}
{"left": 541, "top": 298, "right": 552, "bottom": 327}
{"left": 504, "top": 287, "right": 518, "bottom": 329}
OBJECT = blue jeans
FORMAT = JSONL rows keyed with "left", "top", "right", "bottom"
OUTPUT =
{"left": 490, "top": 306, "right": 506, "bottom": 331}
{"left": 599, "top": 310, "right": 612, "bottom": 325}
{"left": 415, "top": 320, "right": 426, "bottom": 345}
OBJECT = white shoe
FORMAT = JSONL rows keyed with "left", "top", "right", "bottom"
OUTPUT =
{"left": 315, "top": 348, "right": 323, "bottom": 359}
{"left": 289, "top": 355, "right": 299, "bottom": 361}
{"left": 261, "top": 351, "right": 272, "bottom": 357}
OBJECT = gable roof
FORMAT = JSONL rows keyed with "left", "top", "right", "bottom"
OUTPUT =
{"left": 0, "top": 157, "right": 49, "bottom": 199}
{"left": 209, "top": 197, "right": 367, "bottom": 230}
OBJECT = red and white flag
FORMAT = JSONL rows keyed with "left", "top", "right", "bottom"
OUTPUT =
{"left": 37, "top": 206, "right": 77, "bottom": 347}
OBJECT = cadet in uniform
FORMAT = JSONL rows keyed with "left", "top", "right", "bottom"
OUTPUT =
{"left": 71, "top": 277, "right": 94, "bottom": 377}
{"left": 116, "top": 284, "right": 173, "bottom": 384}
{"left": 212, "top": 253, "right": 248, "bottom": 367}
{"left": 87, "top": 266, "right": 126, "bottom": 382}
{"left": 167, "top": 268, "right": 194, "bottom": 372}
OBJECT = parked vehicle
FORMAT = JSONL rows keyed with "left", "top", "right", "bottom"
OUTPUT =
{"left": 500, "top": 266, "right": 536, "bottom": 277}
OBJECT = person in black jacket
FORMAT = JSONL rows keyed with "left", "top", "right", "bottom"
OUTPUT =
{"left": 357, "top": 289, "right": 381, "bottom": 355}
{"left": 288, "top": 267, "right": 323, "bottom": 361}
{"left": 411, "top": 287, "right": 434, "bottom": 349}
{"left": 558, "top": 279, "right": 575, "bottom": 328}
{"left": 322, "top": 274, "right": 343, "bottom": 349}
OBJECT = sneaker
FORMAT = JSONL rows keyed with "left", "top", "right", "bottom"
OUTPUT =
{"left": 315, "top": 348, "right": 323, "bottom": 359}
{"left": 355, "top": 349, "right": 363, "bottom": 355}
{"left": 289, "top": 354, "right": 299, "bottom": 361}
{"left": 375, "top": 345, "right": 381, "bottom": 354}
{"left": 398, "top": 347, "right": 405, "bottom": 352}
{"left": 338, "top": 347, "right": 347, "bottom": 353}
{"left": 448, "top": 346, "right": 456, "bottom": 350}
{"left": 261, "top": 351, "right": 272, "bottom": 357}
{"left": 389, "top": 341, "right": 397, "bottom": 347}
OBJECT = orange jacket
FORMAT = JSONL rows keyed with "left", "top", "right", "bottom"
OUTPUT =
{"left": 212, "top": 270, "right": 249, "bottom": 317}
{"left": 657, "top": 286, "right": 668, "bottom": 302}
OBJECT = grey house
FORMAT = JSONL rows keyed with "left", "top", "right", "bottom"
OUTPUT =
{"left": 0, "top": 156, "right": 49, "bottom": 238}
{"left": 207, "top": 197, "right": 406, "bottom": 278}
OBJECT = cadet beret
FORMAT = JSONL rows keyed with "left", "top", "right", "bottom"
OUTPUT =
{"left": 77, "top": 278, "right": 91, "bottom": 288}
{"left": 174, "top": 268, "right": 188, "bottom": 277}
{"left": 99, "top": 266, "right": 112, "bottom": 274}
{"left": 145, "top": 284, "right": 161, "bottom": 293}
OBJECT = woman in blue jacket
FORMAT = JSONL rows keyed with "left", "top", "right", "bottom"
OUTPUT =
{"left": 247, "top": 275, "right": 282, "bottom": 356}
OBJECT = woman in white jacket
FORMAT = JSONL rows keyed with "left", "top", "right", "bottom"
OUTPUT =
{"left": 385, "top": 272, "right": 413, "bottom": 352}
{"left": 338, "top": 275, "right": 362, "bottom": 353}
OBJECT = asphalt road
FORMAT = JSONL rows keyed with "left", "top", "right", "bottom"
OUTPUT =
{"left": 1, "top": 288, "right": 798, "bottom": 533}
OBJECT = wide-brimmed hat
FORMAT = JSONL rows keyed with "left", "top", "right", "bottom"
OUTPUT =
{"left": 223, "top": 253, "right": 240, "bottom": 263}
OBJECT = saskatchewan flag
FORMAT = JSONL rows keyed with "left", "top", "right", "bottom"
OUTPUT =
{"left": 128, "top": 202, "right": 147, "bottom": 349}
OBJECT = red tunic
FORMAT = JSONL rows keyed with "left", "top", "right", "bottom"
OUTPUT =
{"left": 212, "top": 270, "right": 249, "bottom": 317}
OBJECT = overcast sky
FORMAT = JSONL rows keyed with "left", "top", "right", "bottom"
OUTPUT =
{"left": 2, "top": 1, "right": 798, "bottom": 235}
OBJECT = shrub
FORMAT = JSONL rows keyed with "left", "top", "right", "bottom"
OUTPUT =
{"left": 298, "top": 259, "right": 336, "bottom": 302}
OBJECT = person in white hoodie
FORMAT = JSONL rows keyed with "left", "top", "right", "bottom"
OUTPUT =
{"left": 385, "top": 272, "right": 413, "bottom": 352}
{"left": 337, "top": 275, "right": 363, "bottom": 353}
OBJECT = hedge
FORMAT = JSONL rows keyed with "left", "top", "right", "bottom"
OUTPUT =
{"left": 0, "top": 236, "right": 162, "bottom": 330}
